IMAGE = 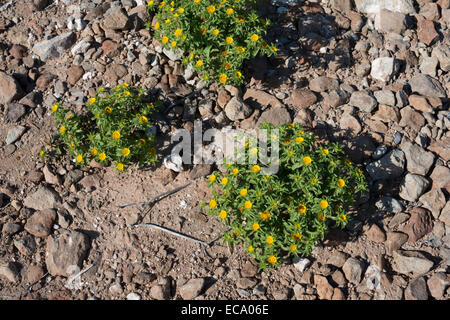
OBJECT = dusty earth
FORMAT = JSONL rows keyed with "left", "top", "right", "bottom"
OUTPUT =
{"left": 0, "top": 0, "right": 449, "bottom": 300}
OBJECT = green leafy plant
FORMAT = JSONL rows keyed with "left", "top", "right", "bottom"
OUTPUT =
{"left": 49, "top": 84, "right": 158, "bottom": 171}
{"left": 146, "top": 0, "right": 277, "bottom": 85}
{"left": 203, "top": 123, "right": 368, "bottom": 270}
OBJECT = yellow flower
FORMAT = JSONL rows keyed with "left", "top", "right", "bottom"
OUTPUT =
{"left": 284, "top": 139, "right": 291, "bottom": 145}
{"left": 124, "top": 91, "right": 131, "bottom": 96}
{"left": 227, "top": 163, "right": 232, "bottom": 168}
{"left": 194, "top": 0, "right": 200, "bottom": 3}
{"left": 209, "top": 199, "right": 217, "bottom": 208}
{"left": 178, "top": 8, "right": 184, "bottom": 13}
{"left": 209, "top": 174, "right": 216, "bottom": 182}
{"left": 171, "top": 41, "right": 177, "bottom": 47}
{"left": 212, "top": 29, "right": 219, "bottom": 36}
{"left": 356, "top": 168, "right": 362, "bottom": 175}
{"left": 207, "top": 5, "right": 215, "bottom": 13}
{"left": 337, "top": 179, "right": 346, "bottom": 188}
{"left": 251, "top": 165, "right": 260, "bottom": 173}
{"left": 319, "top": 212, "right": 326, "bottom": 221}
{"left": 248, "top": 245, "right": 254, "bottom": 253}
{"left": 345, "top": 159, "right": 352, "bottom": 165}
{"left": 221, "top": 177, "right": 228, "bottom": 185}
{"left": 292, "top": 233, "right": 302, "bottom": 241}
{"left": 112, "top": 131, "right": 121, "bottom": 139}
{"left": 76, "top": 155, "right": 83, "bottom": 163}
{"left": 122, "top": 83, "right": 129, "bottom": 87}
{"left": 226, "top": 8, "right": 234, "bottom": 14}
{"left": 148, "top": 0, "right": 154, "bottom": 5}
{"left": 159, "top": 1, "right": 165, "bottom": 7}
{"left": 322, "top": 149, "right": 329, "bottom": 155}
{"left": 122, "top": 148, "right": 130, "bottom": 157}
{"left": 295, "top": 136, "right": 304, "bottom": 143}
{"left": 139, "top": 115, "right": 148, "bottom": 123}
{"left": 116, "top": 94, "right": 121, "bottom": 98}
{"left": 105, "top": 107, "right": 112, "bottom": 114}
{"left": 174, "top": 29, "right": 182, "bottom": 37}
{"left": 235, "top": 71, "right": 242, "bottom": 78}
{"left": 312, "top": 178, "right": 318, "bottom": 184}
{"left": 266, "top": 236, "right": 274, "bottom": 244}
{"left": 51, "top": 104, "right": 58, "bottom": 112}
{"left": 117, "top": 163, "right": 124, "bottom": 171}
{"left": 196, "top": 60, "right": 203, "bottom": 67}
{"left": 99, "top": 153, "right": 106, "bottom": 161}
{"left": 340, "top": 214, "right": 347, "bottom": 221}
{"left": 224, "top": 63, "right": 231, "bottom": 70}
{"left": 40, "top": 150, "right": 45, "bottom": 157}
{"left": 219, "top": 210, "right": 227, "bottom": 219}
{"left": 250, "top": 34, "right": 259, "bottom": 42}
{"left": 249, "top": 147, "right": 258, "bottom": 154}
{"left": 89, "top": 97, "right": 96, "bottom": 104}
{"left": 252, "top": 223, "right": 260, "bottom": 231}
{"left": 240, "top": 189, "right": 247, "bottom": 196}
{"left": 260, "top": 211, "right": 270, "bottom": 220}
{"left": 91, "top": 149, "right": 98, "bottom": 156}
{"left": 237, "top": 17, "right": 245, "bottom": 22}
{"left": 244, "top": 201, "right": 252, "bottom": 209}
{"left": 170, "top": 1, "right": 174, "bottom": 5}
{"left": 261, "top": 41, "right": 268, "bottom": 49}
{"left": 298, "top": 204, "right": 307, "bottom": 214}
{"left": 59, "top": 126, "right": 66, "bottom": 134}
{"left": 272, "top": 46, "right": 278, "bottom": 52}
{"left": 219, "top": 74, "right": 227, "bottom": 84}
{"left": 154, "top": 22, "right": 160, "bottom": 30}
{"left": 162, "top": 36, "right": 169, "bottom": 44}
{"left": 232, "top": 168, "right": 239, "bottom": 175}
{"left": 169, "top": 8, "right": 174, "bottom": 12}
{"left": 290, "top": 244, "right": 297, "bottom": 252}
{"left": 303, "top": 156, "right": 312, "bottom": 165}
{"left": 320, "top": 200, "right": 328, "bottom": 209}
{"left": 139, "top": 139, "right": 146, "bottom": 146}
{"left": 268, "top": 256, "right": 277, "bottom": 265}
{"left": 174, "top": 13, "right": 179, "bottom": 18}
{"left": 226, "top": 37, "right": 233, "bottom": 44}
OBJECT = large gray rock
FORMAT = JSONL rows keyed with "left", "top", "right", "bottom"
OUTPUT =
{"left": 33, "top": 32, "right": 76, "bottom": 61}
{"left": 6, "top": 125, "right": 27, "bottom": 145}
{"left": 0, "top": 71, "right": 24, "bottom": 104}
{"left": 371, "top": 57, "right": 398, "bottom": 82}
{"left": 409, "top": 74, "right": 446, "bottom": 98}
{"left": 366, "top": 149, "right": 405, "bottom": 181}
{"left": 432, "top": 45, "right": 450, "bottom": 72}
{"left": 354, "top": 0, "right": 416, "bottom": 14}
{"left": 399, "top": 174, "right": 430, "bottom": 202}
{"left": 392, "top": 250, "right": 434, "bottom": 275}
{"left": 256, "top": 106, "right": 292, "bottom": 127}
{"left": 103, "top": 7, "right": 132, "bottom": 30}
{"left": 405, "top": 277, "right": 428, "bottom": 300}
{"left": 24, "top": 209, "right": 57, "bottom": 237}
{"left": 179, "top": 278, "right": 205, "bottom": 300}
{"left": 375, "top": 196, "right": 403, "bottom": 213}
{"left": 342, "top": 257, "right": 366, "bottom": 285}
{"left": 400, "top": 139, "right": 435, "bottom": 176}
{"left": 375, "top": 9, "right": 406, "bottom": 34}
{"left": 23, "top": 186, "right": 61, "bottom": 211}
{"left": 45, "top": 230, "right": 90, "bottom": 277}
{"left": 224, "top": 97, "right": 252, "bottom": 121}
{"left": 349, "top": 91, "right": 378, "bottom": 113}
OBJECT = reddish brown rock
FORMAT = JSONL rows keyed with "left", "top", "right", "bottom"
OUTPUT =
{"left": 24, "top": 209, "right": 57, "bottom": 237}
{"left": 101, "top": 40, "right": 121, "bottom": 58}
{"left": 417, "top": 20, "right": 439, "bottom": 46}
{"left": 366, "top": 224, "right": 386, "bottom": 243}
{"left": 428, "top": 136, "right": 450, "bottom": 162}
{"left": 408, "top": 95, "right": 433, "bottom": 113}
{"left": 9, "top": 44, "right": 28, "bottom": 59}
{"left": 67, "top": 66, "right": 84, "bottom": 85}
{"left": 399, "top": 207, "right": 433, "bottom": 243}
{"left": 243, "top": 88, "right": 283, "bottom": 109}
{"left": 314, "top": 275, "right": 334, "bottom": 300}
{"left": 289, "top": 89, "right": 317, "bottom": 109}
{"left": 430, "top": 166, "right": 450, "bottom": 193}
{"left": 217, "top": 87, "right": 231, "bottom": 108}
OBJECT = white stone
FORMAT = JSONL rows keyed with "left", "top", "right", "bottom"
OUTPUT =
{"left": 71, "top": 40, "right": 91, "bottom": 56}
{"left": 126, "top": 292, "right": 142, "bottom": 300}
{"left": 293, "top": 257, "right": 311, "bottom": 272}
{"left": 371, "top": 57, "right": 396, "bottom": 82}
{"left": 354, "top": 0, "right": 416, "bottom": 15}
{"left": 163, "top": 154, "right": 184, "bottom": 172}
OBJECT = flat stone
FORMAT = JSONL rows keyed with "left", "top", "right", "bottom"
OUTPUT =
{"left": 399, "top": 207, "right": 433, "bottom": 243}
{"left": 354, "top": 0, "right": 416, "bottom": 14}
{"left": 405, "top": 277, "right": 428, "bottom": 300}
{"left": 243, "top": 88, "right": 283, "bottom": 109}
{"left": 399, "top": 107, "right": 425, "bottom": 134}
{"left": 309, "top": 76, "right": 339, "bottom": 92}
{"left": 179, "top": 278, "right": 205, "bottom": 300}
{"left": 376, "top": 9, "right": 406, "bottom": 34}
{"left": 289, "top": 89, "right": 317, "bottom": 109}
{"left": 374, "top": 90, "right": 396, "bottom": 106}
{"left": 376, "top": 196, "right": 404, "bottom": 213}
{"left": 418, "top": 189, "right": 446, "bottom": 219}
{"left": 409, "top": 74, "right": 446, "bottom": 98}
{"left": 371, "top": 57, "right": 397, "bottom": 82}
{"left": 23, "top": 186, "right": 61, "bottom": 211}
{"left": 5, "top": 103, "right": 26, "bottom": 123}
{"left": 342, "top": 257, "right": 365, "bottom": 285}
{"left": 400, "top": 139, "right": 435, "bottom": 176}
{"left": 428, "top": 136, "right": 450, "bottom": 162}
{"left": 349, "top": 91, "right": 378, "bottom": 113}
{"left": 366, "top": 149, "right": 405, "bottom": 181}
{"left": 417, "top": 20, "right": 439, "bottom": 46}
{"left": 328, "top": 251, "right": 348, "bottom": 268}
{"left": 427, "top": 273, "right": 449, "bottom": 299}
{"left": 103, "top": 7, "right": 131, "bottom": 30}
{"left": 340, "top": 113, "right": 362, "bottom": 134}
{"left": 32, "top": 32, "right": 76, "bottom": 61}
{"left": 408, "top": 95, "right": 433, "bottom": 113}
{"left": 392, "top": 250, "right": 434, "bottom": 276}
{"left": 0, "top": 71, "right": 24, "bottom": 104}
{"left": 432, "top": 45, "right": 450, "bottom": 72}
{"left": 6, "top": 125, "right": 27, "bottom": 145}
{"left": 419, "top": 56, "right": 439, "bottom": 77}
{"left": 323, "top": 90, "right": 350, "bottom": 108}
{"left": 224, "top": 97, "right": 252, "bottom": 121}
{"left": 25, "top": 209, "right": 57, "bottom": 237}
{"left": 314, "top": 275, "right": 334, "bottom": 300}
{"left": 67, "top": 65, "right": 84, "bottom": 85}
{"left": 386, "top": 232, "right": 408, "bottom": 254}
{"left": 399, "top": 174, "right": 430, "bottom": 202}
{"left": 256, "top": 106, "right": 292, "bottom": 127}
{"left": 366, "top": 224, "right": 386, "bottom": 242}
{"left": 0, "top": 262, "right": 19, "bottom": 283}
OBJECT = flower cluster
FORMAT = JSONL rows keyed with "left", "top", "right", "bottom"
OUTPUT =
{"left": 204, "top": 123, "right": 368, "bottom": 270}
{"left": 49, "top": 84, "right": 158, "bottom": 171}
{"left": 147, "top": 0, "right": 277, "bottom": 85}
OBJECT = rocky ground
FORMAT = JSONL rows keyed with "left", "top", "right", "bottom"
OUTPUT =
{"left": 0, "top": 0, "right": 449, "bottom": 300}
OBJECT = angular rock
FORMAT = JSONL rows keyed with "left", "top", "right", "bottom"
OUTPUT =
{"left": 349, "top": 91, "right": 378, "bottom": 113}
{"left": 103, "top": 8, "right": 131, "bottom": 30}
{"left": 323, "top": 90, "right": 350, "bottom": 108}
{"left": 6, "top": 125, "right": 27, "bottom": 145}
{"left": 417, "top": 20, "right": 439, "bottom": 46}
{"left": 354, "top": 0, "right": 416, "bottom": 14}
{"left": 376, "top": 9, "right": 406, "bottom": 34}
{"left": 0, "top": 71, "right": 24, "bottom": 104}
{"left": 366, "top": 149, "right": 405, "bottom": 181}
{"left": 399, "top": 208, "right": 433, "bottom": 243}
{"left": 409, "top": 74, "right": 446, "bottom": 98}
{"left": 386, "top": 232, "right": 408, "bottom": 254}
{"left": 399, "top": 106, "right": 425, "bottom": 134}
{"left": 408, "top": 95, "right": 433, "bottom": 113}
{"left": 67, "top": 65, "right": 84, "bottom": 85}
{"left": 5, "top": 103, "right": 26, "bottom": 123}
{"left": 314, "top": 275, "right": 334, "bottom": 300}
{"left": 430, "top": 165, "right": 450, "bottom": 194}
{"left": 374, "top": 90, "right": 396, "bottom": 106}
{"left": 289, "top": 89, "right": 317, "bottom": 109}
{"left": 71, "top": 40, "right": 91, "bottom": 56}
{"left": 366, "top": 224, "right": 386, "bottom": 243}
{"left": 371, "top": 57, "right": 397, "bottom": 82}
{"left": 2, "top": 222, "right": 22, "bottom": 236}
{"left": 224, "top": 97, "right": 252, "bottom": 121}
{"left": 0, "top": 262, "right": 19, "bottom": 283}
{"left": 428, "top": 136, "right": 450, "bottom": 162}
{"left": 331, "top": 0, "right": 354, "bottom": 12}
{"left": 432, "top": 45, "right": 450, "bottom": 72}
{"left": 243, "top": 88, "right": 283, "bottom": 109}
{"left": 23, "top": 186, "right": 61, "bottom": 211}
{"left": 179, "top": 278, "right": 205, "bottom": 300}
{"left": 400, "top": 139, "right": 435, "bottom": 176}
{"left": 392, "top": 250, "right": 433, "bottom": 275}
{"left": 419, "top": 189, "right": 446, "bottom": 219}
{"left": 405, "top": 277, "right": 428, "bottom": 300}
{"left": 419, "top": 56, "right": 439, "bottom": 77}
{"left": 256, "top": 106, "right": 292, "bottom": 127}
{"left": 309, "top": 76, "right": 339, "bottom": 92}
{"left": 32, "top": 32, "right": 76, "bottom": 61}
{"left": 342, "top": 257, "right": 365, "bottom": 285}
{"left": 399, "top": 174, "right": 430, "bottom": 202}
{"left": 45, "top": 230, "right": 90, "bottom": 277}
{"left": 293, "top": 257, "right": 311, "bottom": 273}
{"left": 427, "top": 273, "right": 449, "bottom": 299}
{"left": 439, "top": 201, "right": 450, "bottom": 226}
{"left": 25, "top": 209, "right": 57, "bottom": 237}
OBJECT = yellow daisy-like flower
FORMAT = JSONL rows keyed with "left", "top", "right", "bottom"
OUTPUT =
{"left": 209, "top": 199, "right": 217, "bottom": 208}
{"left": 320, "top": 200, "right": 328, "bottom": 209}
{"left": 345, "top": 159, "right": 352, "bottom": 165}
{"left": 260, "top": 211, "right": 270, "bottom": 220}
{"left": 76, "top": 154, "right": 83, "bottom": 163}
{"left": 250, "top": 34, "right": 259, "bottom": 42}
{"left": 207, "top": 5, "right": 215, "bottom": 13}
{"left": 178, "top": 8, "right": 184, "bottom": 13}
{"left": 221, "top": 177, "right": 228, "bottom": 185}
{"left": 290, "top": 244, "right": 297, "bottom": 252}
{"left": 124, "top": 91, "right": 131, "bottom": 96}
{"left": 284, "top": 139, "right": 291, "bottom": 145}
{"left": 251, "top": 165, "right": 260, "bottom": 173}
{"left": 174, "top": 13, "right": 179, "bottom": 18}
{"left": 292, "top": 233, "right": 302, "bottom": 241}
{"left": 252, "top": 223, "right": 260, "bottom": 231}
{"left": 232, "top": 168, "right": 239, "bottom": 175}
{"left": 237, "top": 17, "right": 245, "bottom": 22}
{"left": 303, "top": 156, "right": 312, "bottom": 165}
{"left": 162, "top": 36, "right": 169, "bottom": 44}
{"left": 295, "top": 136, "right": 304, "bottom": 143}
{"left": 154, "top": 22, "right": 160, "bottom": 30}
{"left": 235, "top": 71, "right": 242, "bottom": 78}
{"left": 170, "top": 1, "right": 174, "bottom": 6}
{"left": 261, "top": 41, "right": 268, "bottom": 49}
{"left": 112, "top": 131, "right": 121, "bottom": 139}
{"left": 122, "top": 148, "right": 130, "bottom": 157}
{"left": 249, "top": 147, "right": 258, "bottom": 154}
{"left": 171, "top": 41, "right": 177, "bottom": 47}
{"left": 212, "top": 29, "right": 219, "bottom": 36}
{"left": 209, "top": 174, "right": 216, "bottom": 182}
{"left": 201, "top": 27, "right": 206, "bottom": 35}
{"left": 116, "top": 94, "right": 121, "bottom": 98}
{"left": 298, "top": 204, "right": 307, "bottom": 214}
{"left": 266, "top": 236, "right": 274, "bottom": 244}
{"left": 159, "top": 1, "right": 165, "bottom": 7}
{"left": 227, "top": 163, "right": 232, "bottom": 168}
{"left": 117, "top": 163, "right": 124, "bottom": 171}
{"left": 40, "top": 150, "right": 45, "bottom": 157}
{"left": 194, "top": 0, "right": 200, "bottom": 3}
{"left": 244, "top": 201, "right": 252, "bottom": 209}
{"left": 51, "top": 104, "right": 58, "bottom": 112}
{"left": 122, "top": 83, "right": 129, "bottom": 87}
{"left": 312, "top": 178, "right": 318, "bottom": 184}
{"left": 319, "top": 212, "right": 326, "bottom": 221}
{"left": 240, "top": 189, "right": 247, "bottom": 196}
{"left": 340, "top": 213, "right": 347, "bottom": 221}
{"left": 169, "top": 8, "right": 174, "bottom": 12}
{"left": 337, "top": 179, "right": 346, "bottom": 188}
{"left": 139, "top": 139, "right": 146, "bottom": 146}
{"left": 99, "top": 153, "right": 106, "bottom": 161}
{"left": 104, "top": 107, "right": 112, "bottom": 114}
{"left": 148, "top": 1, "right": 154, "bottom": 6}
{"left": 219, "top": 210, "right": 227, "bottom": 219}
{"left": 268, "top": 256, "right": 277, "bottom": 265}
{"left": 91, "top": 148, "right": 98, "bottom": 156}
{"left": 272, "top": 46, "right": 278, "bottom": 52}
{"left": 139, "top": 115, "right": 148, "bottom": 123}
{"left": 224, "top": 63, "right": 231, "bottom": 70}
{"left": 219, "top": 74, "right": 227, "bottom": 84}
{"left": 89, "top": 97, "right": 96, "bottom": 104}
{"left": 196, "top": 60, "right": 203, "bottom": 67}
{"left": 59, "top": 126, "right": 66, "bottom": 134}
{"left": 226, "top": 36, "right": 233, "bottom": 44}
{"left": 248, "top": 245, "right": 254, "bottom": 252}
{"left": 174, "top": 29, "right": 182, "bottom": 37}
{"left": 226, "top": 8, "right": 234, "bottom": 14}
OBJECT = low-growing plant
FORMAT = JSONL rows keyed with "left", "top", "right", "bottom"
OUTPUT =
{"left": 49, "top": 84, "right": 158, "bottom": 171}
{"left": 146, "top": 0, "right": 277, "bottom": 85}
{"left": 203, "top": 123, "right": 368, "bottom": 270}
